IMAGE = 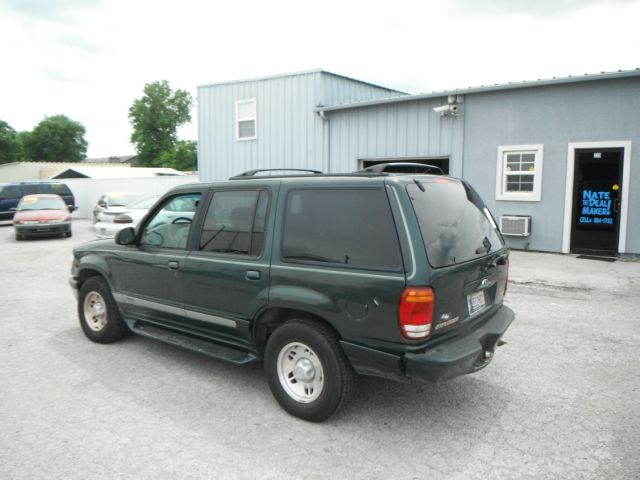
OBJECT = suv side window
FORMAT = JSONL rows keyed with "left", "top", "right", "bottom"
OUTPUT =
{"left": 140, "top": 193, "right": 201, "bottom": 249}
{"left": 198, "top": 190, "right": 269, "bottom": 256}
{"left": 1, "top": 185, "right": 22, "bottom": 199}
{"left": 282, "top": 188, "right": 402, "bottom": 271}
{"left": 23, "top": 184, "right": 44, "bottom": 195}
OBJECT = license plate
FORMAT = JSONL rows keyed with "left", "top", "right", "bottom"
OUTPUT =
{"left": 467, "top": 290, "right": 486, "bottom": 315}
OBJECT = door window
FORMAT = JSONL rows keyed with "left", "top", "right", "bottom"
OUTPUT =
{"left": 571, "top": 149, "right": 622, "bottom": 253}
{"left": 140, "top": 193, "right": 201, "bottom": 249}
{"left": 198, "top": 190, "right": 269, "bottom": 256}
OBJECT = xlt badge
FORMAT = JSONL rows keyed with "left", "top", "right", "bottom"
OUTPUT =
{"left": 435, "top": 314, "right": 460, "bottom": 330}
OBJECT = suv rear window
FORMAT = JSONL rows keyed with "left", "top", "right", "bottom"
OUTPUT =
{"left": 282, "top": 188, "right": 402, "bottom": 271}
{"left": 50, "top": 183, "right": 72, "bottom": 196}
{"left": 407, "top": 179, "right": 503, "bottom": 268}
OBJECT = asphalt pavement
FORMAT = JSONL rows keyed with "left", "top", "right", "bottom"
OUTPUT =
{"left": 1, "top": 220, "right": 639, "bottom": 479}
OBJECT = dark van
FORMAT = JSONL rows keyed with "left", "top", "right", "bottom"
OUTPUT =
{"left": 0, "top": 182, "right": 76, "bottom": 220}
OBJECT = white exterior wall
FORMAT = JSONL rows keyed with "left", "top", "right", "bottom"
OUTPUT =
{"left": 0, "top": 162, "right": 127, "bottom": 182}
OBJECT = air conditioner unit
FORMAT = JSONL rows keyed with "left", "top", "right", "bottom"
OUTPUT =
{"left": 500, "top": 215, "right": 531, "bottom": 237}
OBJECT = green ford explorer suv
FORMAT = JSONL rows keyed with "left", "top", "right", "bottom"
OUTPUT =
{"left": 70, "top": 167, "right": 514, "bottom": 422}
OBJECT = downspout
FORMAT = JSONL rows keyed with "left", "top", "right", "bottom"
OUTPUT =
{"left": 317, "top": 110, "right": 330, "bottom": 173}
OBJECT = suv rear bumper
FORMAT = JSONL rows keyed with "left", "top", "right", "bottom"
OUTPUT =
{"left": 341, "top": 305, "right": 514, "bottom": 383}
{"left": 404, "top": 305, "right": 514, "bottom": 382}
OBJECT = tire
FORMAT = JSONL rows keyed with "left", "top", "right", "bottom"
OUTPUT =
{"left": 65, "top": 230, "right": 72, "bottom": 238}
{"left": 15, "top": 233, "right": 23, "bottom": 241}
{"left": 264, "top": 318, "right": 354, "bottom": 422}
{"left": 78, "top": 277, "right": 128, "bottom": 343}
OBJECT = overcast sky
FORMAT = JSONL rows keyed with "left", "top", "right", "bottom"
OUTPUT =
{"left": 1, "top": 0, "right": 639, "bottom": 158}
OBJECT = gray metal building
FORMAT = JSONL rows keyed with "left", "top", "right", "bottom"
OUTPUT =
{"left": 197, "top": 69, "right": 640, "bottom": 256}
{"left": 197, "top": 70, "right": 404, "bottom": 180}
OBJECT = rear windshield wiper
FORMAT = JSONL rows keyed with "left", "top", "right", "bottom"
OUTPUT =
{"left": 475, "top": 236, "right": 492, "bottom": 255}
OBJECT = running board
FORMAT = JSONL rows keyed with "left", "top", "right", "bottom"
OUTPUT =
{"left": 132, "top": 322, "right": 256, "bottom": 365}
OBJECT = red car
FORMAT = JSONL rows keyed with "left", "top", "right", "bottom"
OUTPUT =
{"left": 13, "top": 194, "right": 74, "bottom": 240}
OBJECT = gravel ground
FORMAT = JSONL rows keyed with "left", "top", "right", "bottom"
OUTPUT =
{"left": 1, "top": 219, "right": 639, "bottom": 479}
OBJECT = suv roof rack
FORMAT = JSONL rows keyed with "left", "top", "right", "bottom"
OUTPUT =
{"left": 230, "top": 168, "right": 323, "bottom": 180}
{"left": 228, "top": 164, "right": 446, "bottom": 181}
{"left": 358, "top": 162, "right": 444, "bottom": 175}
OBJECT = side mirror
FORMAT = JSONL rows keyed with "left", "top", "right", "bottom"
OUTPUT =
{"left": 98, "top": 201, "right": 107, "bottom": 208}
{"left": 69, "top": 205, "right": 78, "bottom": 212}
{"left": 115, "top": 227, "right": 136, "bottom": 245}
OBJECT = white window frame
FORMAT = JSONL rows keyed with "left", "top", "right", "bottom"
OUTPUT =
{"left": 236, "top": 98, "right": 257, "bottom": 141}
{"left": 495, "top": 144, "right": 544, "bottom": 202}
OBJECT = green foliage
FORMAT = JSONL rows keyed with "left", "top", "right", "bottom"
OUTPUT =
{"left": 26, "top": 115, "right": 88, "bottom": 162}
{"left": 129, "top": 80, "right": 193, "bottom": 167}
{"left": 157, "top": 140, "right": 197, "bottom": 171}
{"left": 0, "top": 120, "right": 23, "bottom": 164}
{"left": 17, "top": 131, "right": 33, "bottom": 160}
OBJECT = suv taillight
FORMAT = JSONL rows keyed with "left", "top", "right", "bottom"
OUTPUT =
{"left": 399, "top": 287, "right": 434, "bottom": 340}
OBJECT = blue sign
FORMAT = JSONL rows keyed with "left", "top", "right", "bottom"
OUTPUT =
{"left": 579, "top": 189, "right": 613, "bottom": 225}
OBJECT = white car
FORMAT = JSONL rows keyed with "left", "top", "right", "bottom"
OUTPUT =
{"left": 92, "top": 192, "right": 144, "bottom": 224}
{"left": 93, "top": 195, "right": 159, "bottom": 239}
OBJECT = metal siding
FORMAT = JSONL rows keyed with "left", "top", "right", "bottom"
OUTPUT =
{"left": 198, "top": 72, "right": 325, "bottom": 180}
{"left": 317, "top": 70, "right": 640, "bottom": 112}
{"left": 407, "top": 102, "right": 419, "bottom": 157}
{"left": 319, "top": 73, "right": 404, "bottom": 106}
{"left": 327, "top": 98, "right": 464, "bottom": 174}
{"left": 198, "top": 71, "right": 406, "bottom": 180}
{"left": 462, "top": 77, "right": 640, "bottom": 254}
{"left": 196, "top": 88, "right": 208, "bottom": 180}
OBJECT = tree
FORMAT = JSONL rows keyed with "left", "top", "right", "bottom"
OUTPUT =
{"left": 18, "top": 131, "right": 33, "bottom": 161}
{"left": 157, "top": 140, "right": 197, "bottom": 171}
{"left": 26, "top": 115, "right": 88, "bottom": 162}
{"left": 129, "top": 80, "right": 193, "bottom": 167}
{"left": 0, "top": 120, "right": 23, "bottom": 164}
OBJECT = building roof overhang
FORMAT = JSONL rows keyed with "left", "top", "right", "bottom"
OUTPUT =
{"left": 315, "top": 68, "right": 640, "bottom": 113}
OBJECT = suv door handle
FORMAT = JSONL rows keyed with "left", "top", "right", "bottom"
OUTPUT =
{"left": 167, "top": 261, "right": 180, "bottom": 270}
{"left": 246, "top": 270, "right": 261, "bottom": 280}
